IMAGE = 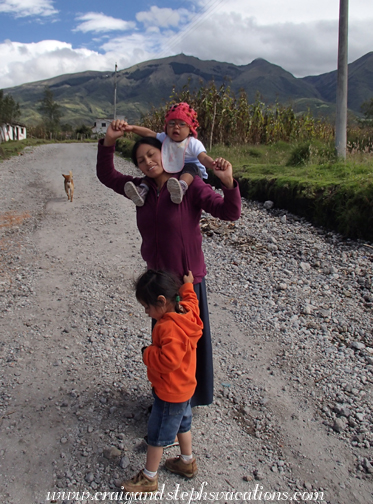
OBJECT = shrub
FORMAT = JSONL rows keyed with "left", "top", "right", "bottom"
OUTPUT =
{"left": 287, "top": 140, "right": 337, "bottom": 166}
{"left": 287, "top": 142, "right": 311, "bottom": 166}
{"left": 116, "top": 137, "right": 135, "bottom": 158}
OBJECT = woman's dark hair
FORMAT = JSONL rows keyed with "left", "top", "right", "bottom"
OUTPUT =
{"left": 135, "top": 269, "right": 183, "bottom": 313}
{"left": 131, "top": 137, "right": 162, "bottom": 167}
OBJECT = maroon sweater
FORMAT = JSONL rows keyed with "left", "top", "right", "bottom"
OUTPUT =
{"left": 96, "top": 140, "right": 241, "bottom": 284}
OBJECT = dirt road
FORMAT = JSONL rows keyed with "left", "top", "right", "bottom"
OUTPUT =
{"left": 0, "top": 143, "right": 372, "bottom": 504}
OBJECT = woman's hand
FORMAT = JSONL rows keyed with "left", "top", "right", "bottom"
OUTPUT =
{"left": 212, "top": 158, "right": 234, "bottom": 189}
{"left": 103, "top": 120, "right": 128, "bottom": 146}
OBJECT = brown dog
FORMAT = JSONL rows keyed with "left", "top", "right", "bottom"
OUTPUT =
{"left": 62, "top": 171, "right": 74, "bottom": 202}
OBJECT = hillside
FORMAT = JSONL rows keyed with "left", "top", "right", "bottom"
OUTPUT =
{"left": 302, "top": 51, "right": 373, "bottom": 113}
{"left": 3, "top": 53, "right": 373, "bottom": 127}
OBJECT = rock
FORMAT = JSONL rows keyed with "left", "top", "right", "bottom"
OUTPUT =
{"left": 85, "top": 472, "right": 95, "bottom": 483}
{"left": 333, "top": 418, "right": 348, "bottom": 433}
{"left": 277, "top": 283, "right": 288, "bottom": 291}
{"left": 119, "top": 456, "right": 130, "bottom": 469}
{"left": 243, "top": 474, "right": 253, "bottom": 482}
{"left": 103, "top": 447, "right": 122, "bottom": 460}
{"left": 253, "top": 469, "right": 265, "bottom": 480}
{"left": 362, "top": 459, "right": 373, "bottom": 474}
{"left": 263, "top": 200, "right": 274, "bottom": 209}
{"left": 334, "top": 403, "right": 351, "bottom": 418}
{"left": 300, "top": 262, "right": 311, "bottom": 272}
{"left": 350, "top": 342, "right": 366, "bottom": 351}
{"left": 302, "top": 305, "right": 313, "bottom": 315}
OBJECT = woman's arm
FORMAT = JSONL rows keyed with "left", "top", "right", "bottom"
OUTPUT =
{"left": 96, "top": 139, "right": 143, "bottom": 196}
{"left": 190, "top": 159, "right": 241, "bottom": 221}
{"left": 103, "top": 119, "right": 127, "bottom": 146}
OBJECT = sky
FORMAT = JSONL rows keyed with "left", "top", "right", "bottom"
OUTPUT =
{"left": 0, "top": 0, "right": 372, "bottom": 90}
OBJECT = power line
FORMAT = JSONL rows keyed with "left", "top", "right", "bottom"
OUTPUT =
{"left": 157, "top": 0, "right": 229, "bottom": 59}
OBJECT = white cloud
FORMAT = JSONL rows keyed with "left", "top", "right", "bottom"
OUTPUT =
{"left": 0, "top": 0, "right": 57, "bottom": 17}
{"left": 1, "top": 0, "right": 373, "bottom": 89}
{"left": 74, "top": 12, "right": 135, "bottom": 34}
{"left": 159, "top": 11, "right": 373, "bottom": 77}
{"left": 136, "top": 6, "right": 190, "bottom": 29}
{"left": 205, "top": 0, "right": 373, "bottom": 24}
{"left": 101, "top": 31, "right": 160, "bottom": 57}
{"left": 0, "top": 40, "right": 115, "bottom": 88}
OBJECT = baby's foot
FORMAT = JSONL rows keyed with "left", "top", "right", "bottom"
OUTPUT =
{"left": 167, "top": 178, "right": 187, "bottom": 204}
{"left": 125, "top": 182, "right": 147, "bottom": 207}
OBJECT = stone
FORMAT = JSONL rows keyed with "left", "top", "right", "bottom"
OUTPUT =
{"left": 350, "top": 342, "right": 366, "bottom": 351}
{"left": 103, "top": 447, "right": 122, "bottom": 460}
{"left": 263, "top": 200, "right": 274, "bottom": 209}
{"left": 253, "top": 469, "right": 265, "bottom": 480}
{"left": 85, "top": 472, "right": 95, "bottom": 483}
{"left": 333, "top": 418, "right": 348, "bottom": 433}
{"left": 119, "top": 456, "right": 130, "bottom": 469}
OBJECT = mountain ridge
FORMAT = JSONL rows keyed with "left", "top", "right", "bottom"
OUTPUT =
{"left": 3, "top": 53, "right": 373, "bottom": 127}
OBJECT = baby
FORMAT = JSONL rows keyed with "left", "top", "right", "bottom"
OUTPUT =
{"left": 123, "top": 102, "right": 216, "bottom": 205}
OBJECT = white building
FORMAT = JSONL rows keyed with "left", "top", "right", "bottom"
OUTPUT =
{"left": 91, "top": 119, "right": 112, "bottom": 136}
{"left": 91, "top": 116, "right": 125, "bottom": 137}
{"left": 0, "top": 122, "right": 27, "bottom": 142}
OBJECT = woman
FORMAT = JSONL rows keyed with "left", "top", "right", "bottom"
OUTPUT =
{"left": 96, "top": 119, "right": 241, "bottom": 406}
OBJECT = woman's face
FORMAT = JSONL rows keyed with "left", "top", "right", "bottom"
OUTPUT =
{"left": 135, "top": 144, "right": 164, "bottom": 178}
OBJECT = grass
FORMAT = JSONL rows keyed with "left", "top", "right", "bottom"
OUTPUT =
{"left": 209, "top": 140, "right": 373, "bottom": 242}
{"left": 209, "top": 140, "right": 373, "bottom": 185}
{"left": 0, "top": 138, "right": 96, "bottom": 160}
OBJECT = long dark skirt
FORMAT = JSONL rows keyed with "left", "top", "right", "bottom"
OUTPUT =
{"left": 152, "top": 278, "right": 213, "bottom": 406}
{"left": 191, "top": 278, "right": 213, "bottom": 406}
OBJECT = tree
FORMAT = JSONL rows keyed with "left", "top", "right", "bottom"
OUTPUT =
{"left": 361, "top": 98, "right": 373, "bottom": 124}
{"left": 0, "top": 90, "right": 21, "bottom": 143}
{"left": 0, "top": 90, "right": 21, "bottom": 124}
{"left": 38, "top": 86, "right": 62, "bottom": 137}
{"left": 75, "top": 124, "right": 92, "bottom": 140}
{"left": 61, "top": 123, "right": 73, "bottom": 132}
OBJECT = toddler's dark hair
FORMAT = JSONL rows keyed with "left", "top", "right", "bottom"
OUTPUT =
{"left": 135, "top": 269, "right": 183, "bottom": 313}
{"left": 131, "top": 137, "right": 163, "bottom": 167}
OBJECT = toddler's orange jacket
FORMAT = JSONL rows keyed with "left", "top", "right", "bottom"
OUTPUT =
{"left": 142, "top": 283, "right": 203, "bottom": 402}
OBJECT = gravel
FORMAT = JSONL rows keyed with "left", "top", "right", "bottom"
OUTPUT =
{"left": 0, "top": 143, "right": 372, "bottom": 504}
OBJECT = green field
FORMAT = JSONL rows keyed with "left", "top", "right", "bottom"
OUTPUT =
{"left": 209, "top": 141, "right": 373, "bottom": 242}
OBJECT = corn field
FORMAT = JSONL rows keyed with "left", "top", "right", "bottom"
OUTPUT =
{"left": 347, "top": 125, "right": 373, "bottom": 154}
{"left": 140, "top": 82, "right": 335, "bottom": 149}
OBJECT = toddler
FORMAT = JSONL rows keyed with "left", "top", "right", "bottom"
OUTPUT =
{"left": 120, "top": 269, "right": 203, "bottom": 493}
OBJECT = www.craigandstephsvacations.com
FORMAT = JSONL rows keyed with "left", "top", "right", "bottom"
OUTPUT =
{"left": 46, "top": 482, "right": 325, "bottom": 502}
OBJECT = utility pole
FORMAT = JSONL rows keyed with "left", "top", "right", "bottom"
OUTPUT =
{"left": 335, "top": 0, "right": 349, "bottom": 159}
{"left": 113, "top": 63, "right": 118, "bottom": 120}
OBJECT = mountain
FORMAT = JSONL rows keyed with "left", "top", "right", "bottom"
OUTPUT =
{"left": 302, "top": 51, "right": 373, "bottom": 113}
{"left": 3, "top": 53, "right": 373, "bottom": 127}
